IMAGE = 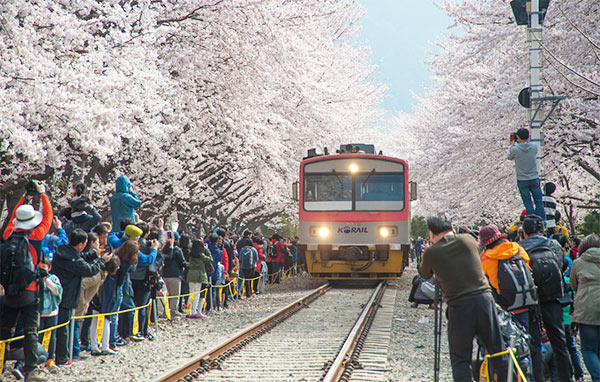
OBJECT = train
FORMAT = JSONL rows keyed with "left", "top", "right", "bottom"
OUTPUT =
{"left": 294, "top": 144, "right": 417, "bottom": 280}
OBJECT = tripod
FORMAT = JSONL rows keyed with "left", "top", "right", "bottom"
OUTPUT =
{"left": 433, "top": 283, "right": 443, "bottom": 382}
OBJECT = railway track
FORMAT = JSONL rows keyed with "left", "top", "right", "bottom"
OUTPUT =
{"left": 154, "top": 281, "right": 392, "bottom": 382}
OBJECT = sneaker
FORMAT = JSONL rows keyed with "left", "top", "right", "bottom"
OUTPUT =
{"left": 115, "top": 338, "right": 130, "bottom": 347}
{"left": 101, "top": 349, "right": 118, "bottom": 355}
{"left": 198, "top": 312, "right": 207, "bottom": 319}
{"left": 45, "top": 359, "right": 58, "bottom": 373}
{"left": 56, "top": 360, "right": 72, "bottom": 367}
{"left": 79, "top": 344, "right": 91, "bottom": 352}
{"left": 91, "top": 350, "right": 103, "bottom": 356}
{"left": 24, "top": 367, "right": 47, "bottom": 382}
{"left": 146, "top": 333, "right": 154, "bottom": 341}
{"left": 131, "top": 333, "right": 144, "bottom": 342}
{"left": 172, "top": 310, "right": 184, "bottom": 317}
{"left": 12, "top": 367, "right": 25, "bottom": 380}
{"left": 73, "top": 352, "right": 90, "bottom": 360}
{"left": 108, "top": 346, "right": 119, "bottom": 353}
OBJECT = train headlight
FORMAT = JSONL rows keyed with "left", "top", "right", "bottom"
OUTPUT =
{"left": 349, "top": 164, "right": 359, "bottom": 174}
{"left": 310, "top": 226, "right": 330, "bottom": 238}
{"left": 318, "top": 227, "right": 330, "bottom": 238}
{"left": 378, "top": 226, "right": 398, "bottom": 238}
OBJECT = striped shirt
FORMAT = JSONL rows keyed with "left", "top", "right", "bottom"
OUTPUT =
{"left": 543, "top": 195, "right": 556, "bottom": 228}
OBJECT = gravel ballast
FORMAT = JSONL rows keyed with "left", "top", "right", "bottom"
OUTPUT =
{"left": 0, "top": 267, "right": 498, "bottom": 382}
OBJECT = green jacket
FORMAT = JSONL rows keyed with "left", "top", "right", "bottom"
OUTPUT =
{"left": 186, "top": 246, "right": 213, "bottom": 285}
{"left": 570, "top": 247, "right": 600, "bottom": 325}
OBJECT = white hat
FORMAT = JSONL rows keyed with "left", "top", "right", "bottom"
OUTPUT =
{"left": 13, "top": 205, "right": 43, "bottom": 230}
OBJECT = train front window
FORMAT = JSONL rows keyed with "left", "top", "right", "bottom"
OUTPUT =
{"left": 355, "top": 174, "right": 404, "bottom": 211}
{"left": 303, "top": 174, "right": 352, "bottom": 211}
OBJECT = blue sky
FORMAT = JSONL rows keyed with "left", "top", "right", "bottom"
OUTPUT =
{"left": 355, "top": 0, "right": 452, "bottom": 114}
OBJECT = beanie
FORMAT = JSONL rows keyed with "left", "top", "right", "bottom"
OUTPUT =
{"left": 124, "top": 225, "right": 143, "bottom": 239}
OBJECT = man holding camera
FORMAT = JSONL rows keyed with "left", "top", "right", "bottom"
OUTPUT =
{"left": 1, "top": 180, "right": 53, "bottom": 381}
{"left": 507, "top": 128, "right": 546, "bottom": 222}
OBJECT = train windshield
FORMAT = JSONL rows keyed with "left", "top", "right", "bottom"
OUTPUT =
{"left": 303, "top": 172, "right": 404, "bottom": 211}
{"left": 303, "top": 174, "right": 353, "bottom": 211}
{"left": 355, "top": 174, "right": 404, "bottom": 211}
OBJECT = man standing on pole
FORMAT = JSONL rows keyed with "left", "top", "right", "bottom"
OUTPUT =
{"left": 419, "top": 214, "right": 508, "bottom": 381}
{"left": 508, "top": 128, "right": 546, "bottom": 222}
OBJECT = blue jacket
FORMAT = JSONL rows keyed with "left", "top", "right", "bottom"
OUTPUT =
{"left": 110, "top": 176, "right": 141, "bottom": 231}
{"left": 42, "top": 228, "right": 69, "bottom": 260}
{"left": 208, "top": 243, "right": 223, "bottom": 281}
{"left": 107, "top": 231, "right": 157, "bottom": 266}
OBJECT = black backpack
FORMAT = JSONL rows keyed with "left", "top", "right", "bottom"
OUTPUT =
{"left": 240, "top": 246, "right": 255, "bottom": 270}
{"left": 527, "top": 240, "right": 564, "bottom": 302}
{"left": 267, "top": 243, "right": 278, "bottom": 259}
{"left": 496, "top": 249, "right": 538, "bottom": 311}
{"left": 0, "top": 231, "right": 37, "bottom": 296}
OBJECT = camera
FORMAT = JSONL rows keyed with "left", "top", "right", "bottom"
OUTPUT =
{"left": 25, "top": 180, "right": 40, "bottom": 196}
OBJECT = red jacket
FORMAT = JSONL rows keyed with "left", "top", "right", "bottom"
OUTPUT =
{"left": 254, "top": 243, "right": 265, "bottom": 273}
{"left": 3, "top": 194, "right": 53, "bottom": 292}
{"left": 220, "top": 246, "right": 229, "bottom": 273}
{"left": 267, "top": 240, "right": 285, "bottom": 263}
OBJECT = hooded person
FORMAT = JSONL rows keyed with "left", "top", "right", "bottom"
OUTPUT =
{"left": 109, "top": 176, "right": 141, "bottom": 232}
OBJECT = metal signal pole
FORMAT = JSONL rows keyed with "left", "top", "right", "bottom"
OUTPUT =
{"left": 528, "top": 0, "right": 544, "bottom": 174}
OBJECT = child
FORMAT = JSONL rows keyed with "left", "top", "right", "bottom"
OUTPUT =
{"left": 38, "top": 257, "right": 63, "bottom": 370}
{"left": 90, "top": 255, "right": 120, "bottom": 355}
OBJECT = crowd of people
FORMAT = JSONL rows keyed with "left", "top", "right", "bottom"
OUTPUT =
{"left": 0, "top": 176, "right": 300, "bottom": 382}
{"left": 414, "top": 128, "right": 599, "bottom": 382}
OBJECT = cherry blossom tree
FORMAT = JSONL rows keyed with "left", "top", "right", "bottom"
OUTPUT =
{"left": 390, "top": 0, "right": 600, "bottom": 228}
{"left": 0, "top": 0, "right": 385, "bottom": 234}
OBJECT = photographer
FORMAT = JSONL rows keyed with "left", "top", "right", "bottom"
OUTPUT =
{"left": 507, "top": 128, "right": 546, "bottom": 221}
{"left": 52, "top": 228, "right": 111, "bottom": 366}
{"left": 419, "top": 215, "right": 508, "bottom": 381}
{"left": 129, "top": 226, "right": 160, "bottom": 340}
{"left": 1, "top": 180, "right": 53, "bottom": 381}
{"left": 162, "top": 231, "right": 187, "bottom": 318}
{"left": 109, "top": 176, "right": 141, "bottom": 232}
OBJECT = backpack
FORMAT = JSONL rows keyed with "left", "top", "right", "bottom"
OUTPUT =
{"left": 527, "top": 240, "right": 564, "bottom": 302}
{"left": 0, "top": 232, "right": 37, "bottom": 296}
{"left": 240, "top": 246, "right": 255, "bottom": 270}
{"left": 267, "top": 242, "right": 278, "bottom": 259}
{"left": 496, "top": 250, "right": 538, "bottom": 311}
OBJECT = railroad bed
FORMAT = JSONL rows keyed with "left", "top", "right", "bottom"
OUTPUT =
{"left": 156, "top": 282, "right": 396, "bottom": 382}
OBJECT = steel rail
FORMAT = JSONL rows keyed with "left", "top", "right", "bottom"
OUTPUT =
{"left": 153, "top": 283, "right": 331, "bottom": 382}
{"left": 321, "top": 281, "right": 387, "bottom": 382}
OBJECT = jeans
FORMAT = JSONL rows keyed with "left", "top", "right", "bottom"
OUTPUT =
{"left": 579, "top": 324, "right": 600, "bottom": 381}
{"left": 39, "top": 315, "right": 58, "bottom": 360}
{"left": 1, "top": 303, "right": 39, "bottom": 372}
{"left": 119, "top": 294, "right": 136, "bottom": 339}
{"left": 529, "top": 301, "right": 574, "bottom": 382}
{"left": 447, "top": 293, "right": 507, "bottom": 381}
{"left": 109, "top": 286, "right": 123, "bottom": 347}
{"left": 271, "top": 262, "right": 282, "bottom": 284}
{"left": 566, "top": 324, "right": 585, "bottom": 379}
{"left": 517, "top": 178, "right": 546, "bottom": 221}
{"left": 72, "top": 320, "right": 80, "bottom": 356}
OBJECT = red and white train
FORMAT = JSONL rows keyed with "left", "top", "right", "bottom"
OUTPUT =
{"left": 295, "top": 144, "right": 416, "bottom": 280}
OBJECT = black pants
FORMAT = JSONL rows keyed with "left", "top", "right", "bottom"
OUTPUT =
{"left": 132, "top": 280, "right": 151, "bottom": 337}
{"left": 447, "top": 293, "right": 508, "bottom": 382}
{"left": 55, "top": 307, "right": 73, "bottom": 365}
{"left": 242, "top": 269, "right": 254, "bottom": 297}
{"left": 0, "top": 302, "right": 39, "bottom": 372}
{"left": 529, "top": 300, "right": 574, "bottom": 382}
